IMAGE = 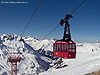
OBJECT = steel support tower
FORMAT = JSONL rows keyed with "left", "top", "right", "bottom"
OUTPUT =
{"left": 7, "top": 53, "right": 22, "bottom": 75}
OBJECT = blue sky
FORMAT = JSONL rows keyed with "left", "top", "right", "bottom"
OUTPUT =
{"left": 0, "top": 0, "right": 100, "bottom": 43}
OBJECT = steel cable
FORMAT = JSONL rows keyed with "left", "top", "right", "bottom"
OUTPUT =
{"left": 71, "top": 0, "right": 88, "bottom": 15}
{"left": 20, "top": 0, "right": 44, "bottom": 37}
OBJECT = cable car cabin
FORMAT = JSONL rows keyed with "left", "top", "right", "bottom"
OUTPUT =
{"left": 53, "top": 14, "right": 76, "bottom": 59}
{"left": 53, "top": 40, "right": 76, "bottom": 59}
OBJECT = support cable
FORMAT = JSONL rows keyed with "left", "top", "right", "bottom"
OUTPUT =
{"left": 20, "top": 0, "right": 44, "bottom": 37}
{"left": 71, "top": 0, "right": 88, "bottom": 15}
{"left": 34, "top": 0, "right": 89, "bottom": 49}
{"left": 42, "top": 0, "right": 89, "bottom": 40}
{"left": 42, "top": 24, "right": 60, "bottom": 40}
{"left": 34, "top": 24, "right": 60, "bottom": 49}
{"left": 20, "top": 0, "right": 89, "bottom": 50}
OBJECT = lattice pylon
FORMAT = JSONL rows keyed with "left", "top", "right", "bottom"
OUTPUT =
{"left": 11, "top": 62, "right": 17, "bottom": 75}
{"left": 7, "top": 53, "right": 22, "bottom": 75}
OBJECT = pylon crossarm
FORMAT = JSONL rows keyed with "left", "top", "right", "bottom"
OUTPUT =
{"left": 7, "top": 52, "right": 22, "bottom": 75}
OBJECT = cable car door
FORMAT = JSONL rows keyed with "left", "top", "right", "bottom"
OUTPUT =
{"left": 63, "top": 44, "right": 68, "bottom": 58}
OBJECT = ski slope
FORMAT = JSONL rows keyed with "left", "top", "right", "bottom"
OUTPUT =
{"left": 0, "top": 34, "right": 100, "bottom": 75}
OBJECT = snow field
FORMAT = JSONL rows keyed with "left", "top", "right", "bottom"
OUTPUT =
{"left": 0, "top": 34, "right": 100, "bottom": 75}
{"left": 40, "top": 43, "right": 100, "bottom": 75}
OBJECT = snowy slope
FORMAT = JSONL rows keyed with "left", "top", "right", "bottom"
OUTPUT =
{"left": 0, "top": 34, "right": 56, "bottom": 75}
{"left": 0, "top": 34, "right": 100, "bottom": 75}
{"left": 40, "top": 43, "right": 100, "bottom": 75}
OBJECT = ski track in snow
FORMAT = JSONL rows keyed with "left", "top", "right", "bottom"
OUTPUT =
{"left": 0, "top": 34, "right": 100, "bottom": 75}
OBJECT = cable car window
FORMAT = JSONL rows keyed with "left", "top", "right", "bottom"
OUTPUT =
{"left": 65, "top": 44, "right": 67, "bottom": 52}
{"left": 56, "top": 44, "right": 58, "bottom": 51}
{"left": 58, "top": 44, "right": 60, "bottom": 52}
{"left": 68, "top": 49, "right": 76, "bottom": 52}
{"left": 61, "top": 44, "right": 64, "bottom": 52}
{"left": 54, "top": 44, "right": 57, "bottom": 51}
{"left": 74, "top": 44, "right": 76, "bottom": 48}
{"left": 69, "top": 44, "right": 72, "bottom": 48}
{"left": 68, "top": 44, "right": 74, "bottom": 48}
{"left": 68, "top": 44, "right": 70, "bottom": 48}
{"left": 69, "top": 49, "right": 72, "bottom": 52}
{"left": 55, "top": 44, "right": 57, "bottom": 51}
{"left": 72, "top": 44, "right": 75, "bottom": 48}
{"left": 72, "top": 49, "right": 75, "bottom": 52}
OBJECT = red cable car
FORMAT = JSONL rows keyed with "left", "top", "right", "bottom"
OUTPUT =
{"left": 53, "top": 14, "right": 76, "bottom": 59}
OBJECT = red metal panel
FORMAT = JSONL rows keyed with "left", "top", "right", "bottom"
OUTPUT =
{"left": 53, "top": 41, "right": 76, "bottom": 59}
{"left": 60, "top": 52, "right": 63, "bottom": 58}
{"left": 53, "top": 51, "right": 58, "bottom": 57}
{"left": 63, "top": 52, "right": 68, "bottom": 59}
{"left": 68, "top": 52, "right": 76, "bottom": 59}
{"left": 67, "top": 41, "right": 76, "bottom": 59}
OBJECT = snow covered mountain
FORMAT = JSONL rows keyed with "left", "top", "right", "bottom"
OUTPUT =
{"left": 0, "top": 34, "right": 100, "bottom": 75}
{"left": 0, "top": 34, "right": 65, "bottom": 75}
